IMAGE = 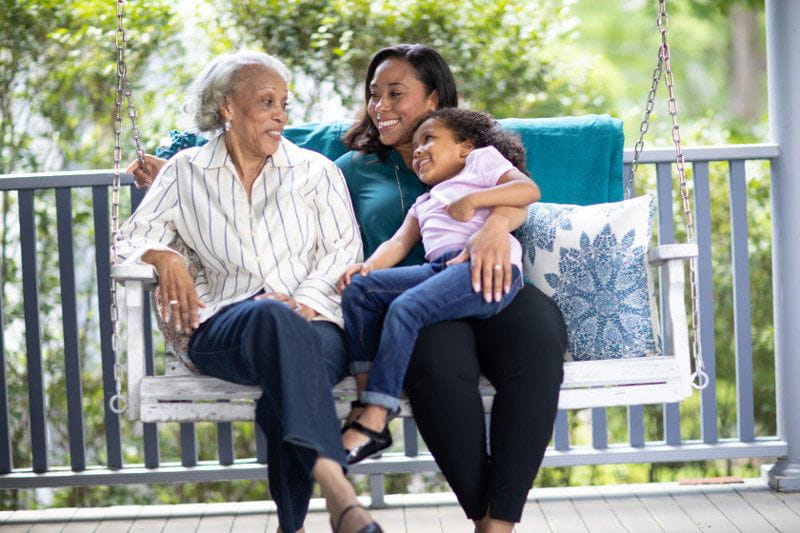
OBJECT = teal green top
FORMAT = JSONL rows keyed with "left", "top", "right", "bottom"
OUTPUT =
{"left": 335, "top": 150, "right": 428, "bottom": 265}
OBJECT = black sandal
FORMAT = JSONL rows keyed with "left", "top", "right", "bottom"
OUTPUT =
{"left": 333, "top": 503, "right": 383, "bottom": 533}
{"left": 344, "top": 419, "right": 392, "bottom": 465}
{"left": 341, "top": 400, "right": 366, "bottom": 434}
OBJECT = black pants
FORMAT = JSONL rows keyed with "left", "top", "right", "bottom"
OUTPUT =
{"left": 404, "top": 284, "right": 566, "bottom": 523}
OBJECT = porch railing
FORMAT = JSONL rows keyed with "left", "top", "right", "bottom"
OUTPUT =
{"left": 0, "top": 144, "right": 786, "bottom": 505}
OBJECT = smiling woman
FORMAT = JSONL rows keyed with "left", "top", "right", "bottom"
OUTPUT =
{"left": 115, "top": 50, "right": 381, "bottom": 533}
{"left": 219, "top": 65, "right": 288, "bottom": 183}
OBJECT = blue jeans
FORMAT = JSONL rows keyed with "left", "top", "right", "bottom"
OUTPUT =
{"left": 188, "top": 297, "right": 348, "bottom": 533}
{"left": 342, "top": 251, "right": 522, "bottom": 411}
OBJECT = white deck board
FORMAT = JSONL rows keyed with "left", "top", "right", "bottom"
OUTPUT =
{"left": 702, "top": 486, "right": 779, "bottom": 532}
{"left": 402, "top": 505, "right": 444, "bottom": 532}
{"left": 775, "top": 490, "right": 800, "bottom": 515}
{"left": 196, "top": 513, "right": 235, "bottom": 533}
{"left": 667, "top": 488, "right": 738, "bottom": 532}
{"left": 538, "top": 499, "right": 589, "bottom": 532}
{"left": 437, "top": 505, "right": 469, "bottom": 533}
{"left": 230, "top": 513, "right": 269, "bottom": 533}
{"left": 570, "top": 494, "right": 626, "bottom": 532}
{"left": 129, "top": 517, "right": 169, "bottom": 532}
{"left": 515, "top": 500, "right": 552, "bottom": 532}
{"left": 3, "top": 479, "right": 795, "bottom": 532}
{"left": 595, "top": 486, "right": 665, "bottom": 532}
{"left": 634, "top": 492, "right": 700, "bottom": 532}
{"left": 734, "top": 485, "right": 800, "bottom": 532}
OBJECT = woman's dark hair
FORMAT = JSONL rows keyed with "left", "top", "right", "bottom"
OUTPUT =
{"left": 343, "top": 44, "right": 458, "bottom": 159}
{"left": 415, "top": 108, "right": 528, "bottom": 175}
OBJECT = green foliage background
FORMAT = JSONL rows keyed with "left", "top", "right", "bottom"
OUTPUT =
{"left": 0, "top": 0, "right": 775, "bottom": 510}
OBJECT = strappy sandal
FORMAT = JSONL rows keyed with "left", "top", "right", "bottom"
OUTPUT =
{"left": 341, "top": 400, "right": 366, "bottom": 434}
{"left": 332, "top": 503, "right": 383, "bottom": 533}
{"left": 344, "top": 419, "right": 392, "bottom": 465}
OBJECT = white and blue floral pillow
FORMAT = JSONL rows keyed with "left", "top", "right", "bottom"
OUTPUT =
{"left": 517, "top": 194, "right": 661, "bottom": 361}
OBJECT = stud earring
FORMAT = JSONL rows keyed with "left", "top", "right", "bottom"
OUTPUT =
{"left": 224, "top": 119, "right": 232, "bottom": 131}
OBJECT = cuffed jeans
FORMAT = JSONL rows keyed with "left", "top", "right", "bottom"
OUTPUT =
{"left": 342, "top": 251, "right": 522, "bottom": 411}
{"left": 188, "top": 297, "right": 348, "bottom": 532}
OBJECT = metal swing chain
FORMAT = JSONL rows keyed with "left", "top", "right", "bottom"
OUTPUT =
{"left": 109, "top": 0, "right": 147, "bottom": 414}
{"left": 629, "top": 0, "right": 708, "bottom": 390}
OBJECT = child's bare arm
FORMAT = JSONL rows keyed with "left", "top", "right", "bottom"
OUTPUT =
{"left": 448, "top": 169, "right": 540, "bottom": 222}
{"left": 337, "top": 214, "right": 421, "bottom": 291}
{"left": 366, "top": 214, "right": 422, "bottom": 269}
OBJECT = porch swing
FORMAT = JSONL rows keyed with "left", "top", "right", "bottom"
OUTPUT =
{"left": 110, "top": 0, "right": 707, "bottom": 423}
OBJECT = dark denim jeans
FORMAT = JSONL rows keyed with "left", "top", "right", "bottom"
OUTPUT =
{"left": 342, "top": 251, "right": 522, "bottom": 411}
{"left": 188, "top": 297, "right": 348, "bottom": 533}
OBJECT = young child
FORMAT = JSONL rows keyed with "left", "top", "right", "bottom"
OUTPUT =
{"left": 337, "top": 108, "right": 540, "bottom": 464}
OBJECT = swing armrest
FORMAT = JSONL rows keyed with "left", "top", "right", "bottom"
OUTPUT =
{"left": 111, "top": 263, "right": 157, "bottom": 420}
{"left": 648, "top": 242, "right": 698, "bottom": 397}
{"left": 111, "top": 264, "right": 158, "bottom": 289}
{"left": 647, "top": 243, "right": 698, "bottom": 266}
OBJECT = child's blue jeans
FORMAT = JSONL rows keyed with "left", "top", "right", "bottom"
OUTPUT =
{"left": 342, "top": 250, "right": 523, "bottom": 412}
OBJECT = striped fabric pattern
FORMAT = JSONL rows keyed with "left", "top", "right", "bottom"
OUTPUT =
{"left": 117, "top": 134, "right": 363, "bottom": 327}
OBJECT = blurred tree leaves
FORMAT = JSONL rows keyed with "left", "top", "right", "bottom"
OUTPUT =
{"left": 218, "top": 0, "right": 610, "bottom": 120}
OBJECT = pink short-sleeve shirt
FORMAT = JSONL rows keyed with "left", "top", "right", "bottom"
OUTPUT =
{"left": 409, "top": 146, "right": 523, "bottom": 271}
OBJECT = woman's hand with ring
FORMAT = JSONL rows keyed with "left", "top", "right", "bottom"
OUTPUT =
{"left": 447, "top": 216, "right": 512, "bottom": 302}
{"left": 143, "top": 250, "right": 205, "bottom": 333}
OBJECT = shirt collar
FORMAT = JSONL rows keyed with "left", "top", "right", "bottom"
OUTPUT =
{"left": 191, "top": 134, "right": 307, "bottom": 170}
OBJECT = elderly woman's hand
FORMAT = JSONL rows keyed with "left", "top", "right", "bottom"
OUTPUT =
{"left": 143, "top": 250, "right": 205, "bottom": 333}
{"left": 255, "top": 292, "right": 319, "bottom": 321}
{"left": 126, "top": 154, "right": 167, "bottom": 189}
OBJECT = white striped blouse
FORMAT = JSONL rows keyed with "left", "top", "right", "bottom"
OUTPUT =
{"left": 116, "top": 134, "right": 363, "bottom": 327}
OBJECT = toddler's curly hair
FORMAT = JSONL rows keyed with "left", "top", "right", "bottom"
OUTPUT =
{"left": 414, "top": 108, "right": 528, "bottom": 175}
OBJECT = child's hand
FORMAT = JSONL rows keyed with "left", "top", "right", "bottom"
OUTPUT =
{"left": 447, "top": 195, "right": 477, "bottom": 222}
{"left": 337, "top": 262, "right": 374, "bottom": 292}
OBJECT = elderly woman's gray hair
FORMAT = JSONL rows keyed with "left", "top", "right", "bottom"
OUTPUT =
{"left": 182, "top": 51, "right": 291, "bottom": 133}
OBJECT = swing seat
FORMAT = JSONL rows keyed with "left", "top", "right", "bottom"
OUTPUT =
{"left": 112, "top": 115, "right": 700, "bottom": 423}
{"left": 112, "top": 242, "right": 696, "bottom": 422}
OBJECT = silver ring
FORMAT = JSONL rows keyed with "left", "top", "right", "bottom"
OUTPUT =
{"left": 168, "top": 300, "right": 179, "bottom": 306}
{"left": 493, "top": 264, "right": 502, "bottom": 271}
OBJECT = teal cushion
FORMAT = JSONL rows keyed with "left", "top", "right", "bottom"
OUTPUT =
{"left": 156, "top": 115, "right": 623, "bottom": 207}
{"left": 300, "top": 115, "right": 624, "bottom": 206}
{"left": 499, "top": 114, "right": 624, "bottom": 205}
{"left": 282, "top": 122, "right": 351, "bottom": 162}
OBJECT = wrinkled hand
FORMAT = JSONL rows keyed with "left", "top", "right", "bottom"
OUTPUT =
{"left": 126, "top": 154, "right": 167, "bottom": 189}
{"left": 447, "top": 195, "right": 477, "bottom": 222}
{"left": 336, "top": 262, "right": 374, "bottom": 293}
{"left": 147, "top": 251, "right": 205, "bottom": 333}
{"left": 446, "top": 221, "right": 512, "bottom": 303}
{"left": 255, "top": 292, "right": 319, "bottom": 320}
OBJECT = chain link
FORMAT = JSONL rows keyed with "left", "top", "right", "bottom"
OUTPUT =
{"left": 109, "top": 0, "right": 146, "bottom": 414}
{"left": 626, "top": 49, "right": 663, "bottom": 199}
{"left": 628, "top": 0, "right": 707, "bottom": 389}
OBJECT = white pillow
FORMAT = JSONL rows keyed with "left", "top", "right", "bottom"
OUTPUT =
{"left": 517, "top": 194, "right": 661, "bottom": 361}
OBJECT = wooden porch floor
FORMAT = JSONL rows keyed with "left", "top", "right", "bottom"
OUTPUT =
{"left": 1, "top": 478, "right": 798, "bottom": 532}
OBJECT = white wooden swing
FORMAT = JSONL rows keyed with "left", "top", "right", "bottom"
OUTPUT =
{"left": 109, "top": 0, "right": 707, "bottom": 424}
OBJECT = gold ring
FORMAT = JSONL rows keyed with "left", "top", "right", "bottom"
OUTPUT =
{"left": 168, "top": 300, "right": 179, "bottom": 306}
{"left": 493, "top": 264, "right": 502, "bottom": 271}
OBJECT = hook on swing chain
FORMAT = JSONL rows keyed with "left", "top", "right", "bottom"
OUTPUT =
{"left": 628, "top": 0, "right": 708, "bottom": 390}
{"left": 110, "top": 0, "right": 146, "bottom": 415}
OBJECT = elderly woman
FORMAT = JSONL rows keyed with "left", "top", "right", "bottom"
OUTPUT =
{"left": 117, "top": 51, "right": 381, "bottom": 533}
